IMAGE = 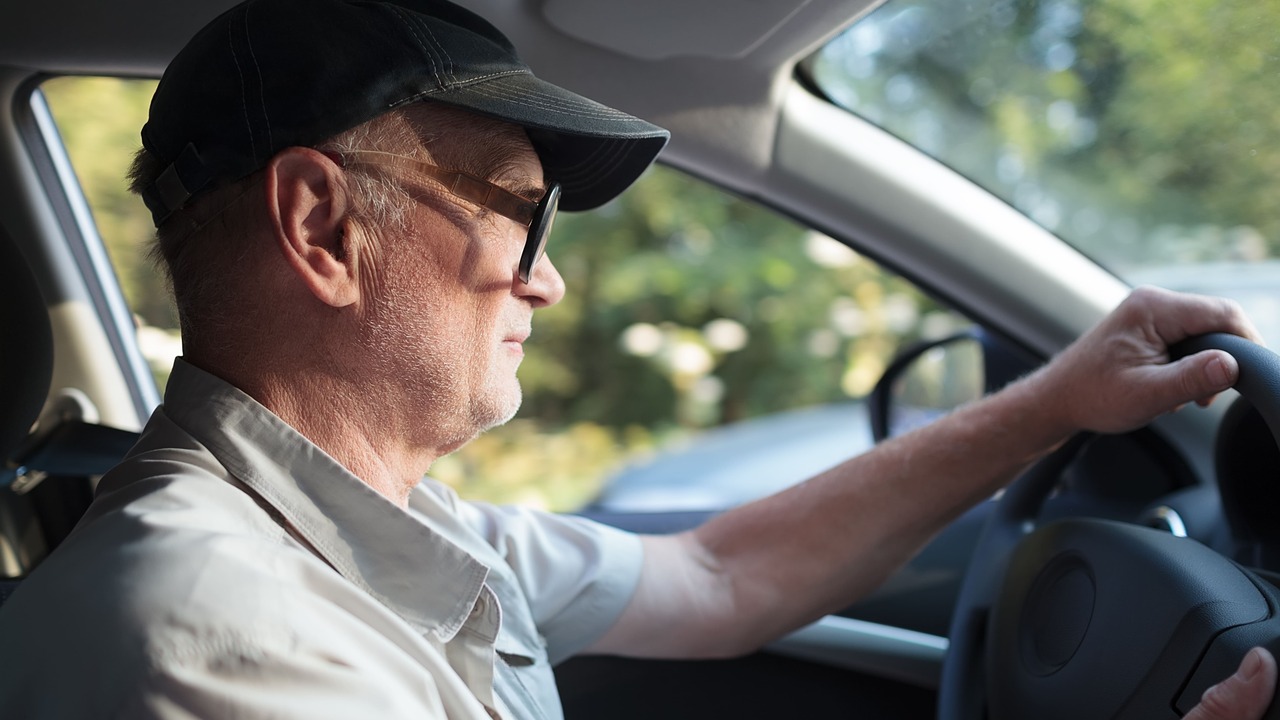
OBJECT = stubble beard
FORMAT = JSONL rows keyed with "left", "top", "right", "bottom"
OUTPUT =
{"left": 361, "top": 311, "right": 525, "bottom": 454}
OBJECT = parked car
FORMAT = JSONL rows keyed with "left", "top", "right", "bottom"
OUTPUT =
{"left": 3, "top": 0, "right": 1279, "bottom": 718}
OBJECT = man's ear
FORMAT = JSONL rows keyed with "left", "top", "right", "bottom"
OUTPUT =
{"left": 263, "top": 147, "right": 358, "bottom": 308}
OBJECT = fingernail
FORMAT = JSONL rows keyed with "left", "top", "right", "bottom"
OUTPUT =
{"left": 1237, "top": 648, "right": 1264, "bottom": 681}
{"left": 1208, "top": 356, "right": 1233, "bottom": 388}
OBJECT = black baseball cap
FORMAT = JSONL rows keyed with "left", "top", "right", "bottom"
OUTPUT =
{"left": 139, "top": 0, "right": 670, "bottom": 226}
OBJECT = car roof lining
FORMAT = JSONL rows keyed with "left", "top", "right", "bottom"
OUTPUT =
{"left": 0, "top": 0, "right": 882, "bottom": 170}
{"left": 544, "top": 0, "right": 821, "bottom": 61}
{"left": 0, "top": 0, "right": 883, "bottom": 70}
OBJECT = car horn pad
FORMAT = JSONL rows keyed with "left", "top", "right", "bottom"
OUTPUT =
{"left": 987, "top": 517, "right": 1280, "bottom": 718}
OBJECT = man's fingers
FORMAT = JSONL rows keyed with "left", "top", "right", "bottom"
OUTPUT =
{"left": 1129, "top": 350, "right": 1238, "bottom": 421}
{"left": 1128, "top": 285, "right": 1264, "bottom": 346}
{"left": 1184, "top": 647, "right": 1277, "bottom": 720}
{"left": 1042, "top": 286, "right": 1260, "bottom": 435}
{"left": 1181, "top": 349, "right": 1240, "bottom": 400}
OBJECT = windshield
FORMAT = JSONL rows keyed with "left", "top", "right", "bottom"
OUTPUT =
{"left": 809, "top": 0, "right": 1280, "bottom": 335}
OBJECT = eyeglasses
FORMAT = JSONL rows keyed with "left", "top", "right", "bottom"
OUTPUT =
{"left": 335, "top": 150, "right": 560, "bottom": 284}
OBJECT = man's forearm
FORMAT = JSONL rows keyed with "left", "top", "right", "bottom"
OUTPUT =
{"left": 640, "top": 369, "right": 1069, "bottom": 658}
{"left": 590, "top": 365, "right": 1075, "bottom": 658}
{"left": 590, "top": 288, "right": 1257, "bottom": 660}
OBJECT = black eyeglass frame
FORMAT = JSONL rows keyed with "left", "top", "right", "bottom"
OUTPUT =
{"left": 334, "top": 150, "right": 560, "bottom": 284}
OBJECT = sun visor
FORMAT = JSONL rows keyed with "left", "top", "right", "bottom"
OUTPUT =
{"left": 541, "top": 0, "right": 812, "bottom": 60}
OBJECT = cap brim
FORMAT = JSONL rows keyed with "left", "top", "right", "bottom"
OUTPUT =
{"left": 423, "top": 72, "right": 670, "bottom": 211}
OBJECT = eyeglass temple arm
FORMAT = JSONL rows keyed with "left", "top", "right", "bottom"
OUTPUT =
{"left": 330, "top": 150, "right": 536, "bottom": 225}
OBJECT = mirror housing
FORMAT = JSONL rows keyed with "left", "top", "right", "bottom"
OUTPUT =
{"left": 869, "top": 328, "right": 1039, "bottom": 442}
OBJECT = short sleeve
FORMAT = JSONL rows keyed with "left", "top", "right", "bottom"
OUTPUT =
{"left": 455, "top": 501, "right": 644, "bottom": 665}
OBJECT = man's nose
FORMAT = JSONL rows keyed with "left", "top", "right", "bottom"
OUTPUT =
{"left": 517, "top": 255, "right": 566, "bottom": 308}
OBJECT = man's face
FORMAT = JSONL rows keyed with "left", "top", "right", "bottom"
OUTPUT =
{"left": 356, "top": 106, "right": 565, "bottom": 452}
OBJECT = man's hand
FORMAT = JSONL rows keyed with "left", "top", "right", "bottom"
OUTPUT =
{"left": 1035, "top": 286, "right": 1262, "bottom": 435}
{"left": 1040, "top": 288, "right": 1273, "bottom": 717}
{"left": 1186, "top": 648, "right": 1277, "bottom": 720}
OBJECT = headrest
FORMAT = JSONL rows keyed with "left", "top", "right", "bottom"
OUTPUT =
{"left": 0, "top": 229, "right": 53, "bottom": 465}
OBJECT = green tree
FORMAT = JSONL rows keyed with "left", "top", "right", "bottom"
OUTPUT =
{"left": 812, "top": 0, "right": 1280, "bottom": 270}
{"left": 42, "top": 77, "right": 169, "bottom": 327}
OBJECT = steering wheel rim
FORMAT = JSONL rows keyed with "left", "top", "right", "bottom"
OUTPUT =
{"left": 937, "top": 332, "right": 1280, "bottom": 720}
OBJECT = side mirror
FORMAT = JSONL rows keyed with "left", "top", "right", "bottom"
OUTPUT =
{"left": 869, "top": 328, "right": 1039, "bottom": 442}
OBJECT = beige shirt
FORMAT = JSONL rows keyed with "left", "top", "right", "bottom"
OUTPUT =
{"left": 0, "top": 360, "right": 643, "bottom": 718}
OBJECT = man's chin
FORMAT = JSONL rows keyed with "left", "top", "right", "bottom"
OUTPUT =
{"left": 475, "top": 387, "right": 523, "bottom": 433}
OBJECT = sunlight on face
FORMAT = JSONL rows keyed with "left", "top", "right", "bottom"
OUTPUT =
{"left": 354, "top": 105, "right": 560, "bottom": 453}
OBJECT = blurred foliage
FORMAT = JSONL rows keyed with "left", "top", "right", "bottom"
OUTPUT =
{"left": 516, "top": 170, "right": 953, "bottom": 431}
{"left": 41, "top": 72, "right": 953, "bottom": 512}
{"left": 430, "top": 420, "right": 660, "bottom": 512}
{"left": 42, "top": 78, "right": 170, "bottom": 328}
{"left": 811, "top": 0, "right": 1280, "bottom": 274}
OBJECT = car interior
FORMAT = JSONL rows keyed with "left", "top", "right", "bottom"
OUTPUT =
{"left": 4, "top": 0, "right": 1279, "bottom": 718}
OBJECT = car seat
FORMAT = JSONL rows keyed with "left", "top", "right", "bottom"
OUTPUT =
{"left": 0, "top": 227, "right": 137, "bottom": 605}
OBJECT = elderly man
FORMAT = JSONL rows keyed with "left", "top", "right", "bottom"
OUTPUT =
{"left": 0, "top": 0, "right": 1274, "bottom": 717}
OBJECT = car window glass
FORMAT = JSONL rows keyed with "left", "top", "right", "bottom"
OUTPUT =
{"left": 39, "top": 76, "right": 970, "bottom": 513}
{"left": 40, "top": 77, "right": 174, "bottom": 390}
{"left": 806, "top": 0, "right": 1280, "bottom": 344}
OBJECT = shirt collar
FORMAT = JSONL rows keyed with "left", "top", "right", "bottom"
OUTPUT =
{"left": 160, "top": 358, "right": 488, "bottom": 643}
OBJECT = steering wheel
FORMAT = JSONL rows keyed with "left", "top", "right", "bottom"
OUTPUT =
{"left": 938, "top": 333, "right": 1280, "bottom": 720}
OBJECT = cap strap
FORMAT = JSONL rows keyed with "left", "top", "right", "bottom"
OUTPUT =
{"left": 142, "top": 143, "right": 212, "bottom": 227}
